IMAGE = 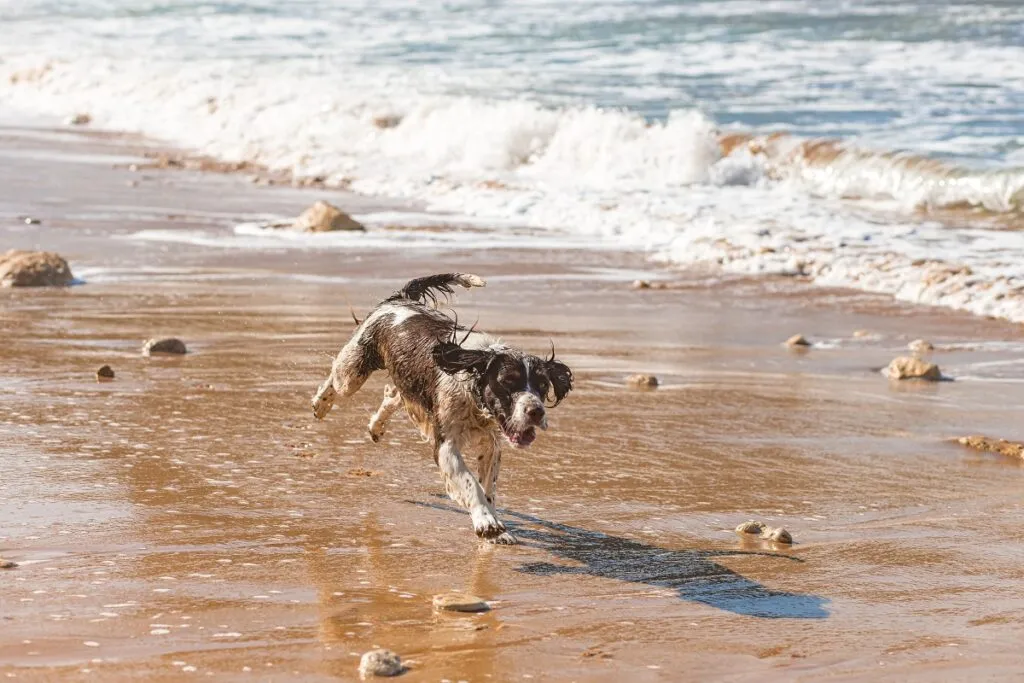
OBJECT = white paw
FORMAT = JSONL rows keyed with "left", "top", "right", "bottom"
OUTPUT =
{"left": 312, "top": 396, "right": 332, "bottom": 420}
{"left": 488, "top": 531, "right": 518, "bottom": 545}
{"left": 471, "top": 508, "right": 506, "bottom": 540}
{"left": 367, "top": 419, "right": 385, "bottom": 442}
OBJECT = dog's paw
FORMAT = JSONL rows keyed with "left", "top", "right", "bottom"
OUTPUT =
{"left": 472, "top": 509, "right": 506, "bottom": 540}
{"left": 367, "top": 419, "right": 385, "bottom": 443}
{"left": 311, "top": 393, "right": 331, "bottom": 419}
{"left": 488, "top": 531, "right": 518, "bottom": 545}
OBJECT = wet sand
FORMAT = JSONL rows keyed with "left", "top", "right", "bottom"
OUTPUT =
{"left": 3, "top": 125, "right": 1024, "bottom": 681}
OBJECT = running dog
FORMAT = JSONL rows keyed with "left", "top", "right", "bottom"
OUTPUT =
{"left": 311, "top": 274, "right": 573, "bottom": 544}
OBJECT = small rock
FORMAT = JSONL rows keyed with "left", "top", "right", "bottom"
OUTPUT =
{"left": 885, "top": 356, "right": 942, "bottom": 381}
{"left": 853, "top": 329, "right": 872, "bottom": 338}
{"left": 784, "top": 334, "right": 812, "bottom": 348}
{"left": 346, "top": 468, "right": 378, "bottom": 477}
{"left": 955, "top": 435, "right": 1024, "bottom": 460}
{"left": 290, "top": 200, "right": 365, "bottom": 233}
{"left": 735, "top": 520, "right": 768, "bottom": 536}
{"left": 66, "top": 113, "right": 92, "bottom": 126}
{"left": 1, "top": 559, "right": 17, "bottom": 569}
{"left": 23, "top": 217, "right": 41, "bottom": 225}
{"left": 372, "top": 114, "right": 403, "bottom": 129}
{"left": 142, "top": 338, "right": 188, "bottom": 356}
{"left": 735, "top": 520, "right": 792, "bottom": 544}
{"left": 432, "top": 592, "right": 490, "bottom": 613}
{"left": 0, "top": 250, "right": 74, "bottom": 287}
{"left": 96, "top": 365, "right": 115, "bottom": 381}
{"left": 358, "top": 649, "right": 404, "bottom": 678}
{"left": 908, "top": 339, "right": 934, "bottom": 354}
{"left": 631, "top": 279, "right": 651, "bottom": 289}
{"left": 625, "top": 374, "right": 659, "bottom": 389}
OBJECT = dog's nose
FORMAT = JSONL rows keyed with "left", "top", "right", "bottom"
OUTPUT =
{"left": 526, "top": 405, "right": 545, "bottom": 423}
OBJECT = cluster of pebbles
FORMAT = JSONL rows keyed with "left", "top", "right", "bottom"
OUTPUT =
{"left": 358, "top": 593, "right": 490, "bottom": 677}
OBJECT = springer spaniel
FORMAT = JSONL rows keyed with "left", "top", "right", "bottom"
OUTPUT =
{"left": 311, "top": 274, "right": 573, "bottom": 544}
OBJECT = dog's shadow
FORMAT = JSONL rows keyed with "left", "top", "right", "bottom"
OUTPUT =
{"left": 413, "top": 501, "right": 829, "bottom": 619}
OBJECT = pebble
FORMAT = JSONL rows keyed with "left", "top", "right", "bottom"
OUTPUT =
{"left": 908, "top": 339, "right": 935, "bottom": 354}
{"left": 432, "top": 593, "right": 490, "bottom": 613}
{"left": 358, "top": 649, "right": 404, "bottom": 678}
{"left": 142, "top": 338, "right": 188, "bottom": 356}
{"left": 956, "top": 435, "right": 1024, "bottom": 460}
{"left": 1, "top": 559, "right": 17, "bottom": 569}
{"left": 625, "top": 374, "right": 659, "bottom": 389}
{"left": 784, "top": 334, "right": 812, "bottom": 348}
{"left": 66, "top": 113, "right": 92, "bottom": 126}
{"left": 734, "top": 520, "right": 793, "bottom": 545}
{"left": 96, "top": 365, "right": 115, "bottom": 381}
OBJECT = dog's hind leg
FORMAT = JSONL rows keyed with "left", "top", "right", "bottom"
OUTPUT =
{"left": 436, "top": 436, "right": 506, "bottom": 540}
{"left": 367, "top": 384, "right": 402, "bottom": 442}
{"left": 312, "top": 338, "right": 376, "bottom": 420}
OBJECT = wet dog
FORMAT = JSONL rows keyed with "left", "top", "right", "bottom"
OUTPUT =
{"left": 311, "top": 274, "right": 574, "bottom": 544}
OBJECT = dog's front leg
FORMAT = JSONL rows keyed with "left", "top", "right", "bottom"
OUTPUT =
{"left": 437, "top": 438, "right": 506, "bottom": 540}
{"left": 477, "top": 440, "right": 517, "bottom": 545}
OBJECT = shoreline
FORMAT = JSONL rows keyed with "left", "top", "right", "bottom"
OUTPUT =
{"left": 3, "top": 124, "right": 1024, "bottom": 681}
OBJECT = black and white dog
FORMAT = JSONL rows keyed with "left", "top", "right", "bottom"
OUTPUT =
{"left": 312, "top": 274, "right": 573, "bottom": 544}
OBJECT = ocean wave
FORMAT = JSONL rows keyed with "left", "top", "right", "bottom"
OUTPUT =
{"left": 2, "top": 56, "right": 1024, "bottom": 323}
{"left": 721, "top": 134, "right": 1024, "bottom": 213}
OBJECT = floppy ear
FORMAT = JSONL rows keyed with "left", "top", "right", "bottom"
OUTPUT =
{"left": 433, "top": 341, "right": 492, "bottom": 375}
{"left": 544, "top": 359, "right": 574, "bottom": 406}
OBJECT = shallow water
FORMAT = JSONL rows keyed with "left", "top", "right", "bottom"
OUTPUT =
{"left": 2, "top": 2, "right": 1024, "bottom": 322}
{"left": 3, "top": 129, "right": 1024, "bottom": 680}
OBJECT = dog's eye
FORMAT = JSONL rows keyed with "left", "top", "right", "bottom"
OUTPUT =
{"left": 535, "top": 379, "right": 549, "bottom": 393}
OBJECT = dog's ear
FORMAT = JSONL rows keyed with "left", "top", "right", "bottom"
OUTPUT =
{"left": 433, "top": 341, "right": 492, "bottom": 375}
{"left": 544, "top": 359, "right": 574, "bottom": 406}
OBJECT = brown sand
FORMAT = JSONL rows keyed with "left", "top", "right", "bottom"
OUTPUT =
{"left": 3, "top": 125, "right": 1024, "bottom": 681}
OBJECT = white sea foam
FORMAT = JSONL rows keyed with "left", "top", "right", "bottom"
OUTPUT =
{"left": 2, "top": 0, "right": 1024, "bottom": 321}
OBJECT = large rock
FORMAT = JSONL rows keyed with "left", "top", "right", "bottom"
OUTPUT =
{"left": 0, "top": 250, "right": 74, "bottom": 287}
{"left": 292, "top": 201, "right": 365, "bottom": 233}
{"left": 885, "top": 356, "right": 942, "bottom": 381}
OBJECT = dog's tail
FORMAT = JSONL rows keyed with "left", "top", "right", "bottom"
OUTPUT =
{"left": 386, "top": 273, "right": 486, "bottom": 306}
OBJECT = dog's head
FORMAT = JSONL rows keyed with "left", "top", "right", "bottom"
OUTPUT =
{"left": 433, "top": 340, "right": 573, "bottom": 448}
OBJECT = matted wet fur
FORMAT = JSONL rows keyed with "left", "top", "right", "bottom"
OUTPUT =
{"left": 311, "top": 273, "right": 573, "bottom": 544}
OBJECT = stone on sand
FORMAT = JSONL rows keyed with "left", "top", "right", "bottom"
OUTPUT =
{"left": 432, "top": 592, "right": 490, "bottom": 613}
{"left": 96, "top": 365, "right": 115, "bottom": 381}
{"left": 735, "top": 520, "right": 792, "bottom": 544}
{"left": 1, "top": 559, "right": 17, "bottom": 569}
{"left": 885, "top": 356, "right": 942, "bottom": 381}
{"left": 908, "top": 339, "right": 934, "bottom": 354}
{"left": 784, "top": 334, "right": 812, "bottom": 348}
{"left": 735, "top": 520, "right": 768, "bottom": 535}
{"left": 0, "top": 250, "right": 74, "bottom": 287}
{"left": 66, "top": 113, "right": 92, "bottom": 126}
{"left": 142, "top": 338, "right": 188, "bottom": 356}
{"left": 955, "top": 435, "right": 1024, "bottom": 460}
{"left": 625, "top": 374, "right": 659, "bottom": 389}
{"left": 358, "top": 649, "right": 404, "bottom": 678}
{"left": 292, "top": 200, "right": 365, "bottom": 233}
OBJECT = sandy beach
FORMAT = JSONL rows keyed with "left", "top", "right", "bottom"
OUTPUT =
{"left": 3, "top": 124, "right": 1024, "bottom": 681}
